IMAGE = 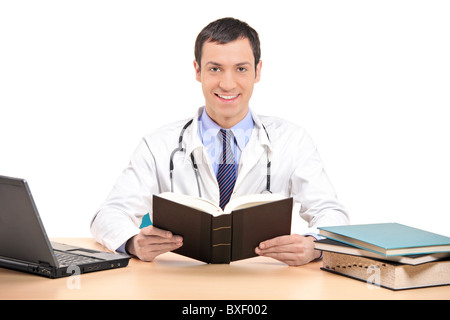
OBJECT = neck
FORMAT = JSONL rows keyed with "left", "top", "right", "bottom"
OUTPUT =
{"left": 204, "top": 106, "right": 249, "bottom": 129}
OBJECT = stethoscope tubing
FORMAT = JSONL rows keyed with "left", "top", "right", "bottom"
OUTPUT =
{"left": 169, "top": 118, "right": 271, "bottom": 197}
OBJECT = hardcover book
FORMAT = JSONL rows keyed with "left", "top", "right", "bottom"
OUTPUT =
{"left": 152, "top": 192, "right": 293, "bottom": 264}
{"left": 315, "top": 238, "right": 450, "bottom": 265}
{"left": 318, "top": 223, "right": 450, "bottom": 256}
{"left": 321, "top": 251, "right": 450, "bottom": 290}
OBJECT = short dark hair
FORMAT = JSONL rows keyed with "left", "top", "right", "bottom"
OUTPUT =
{"left": 194, "top": 17, "right": 261, "bottom": 71}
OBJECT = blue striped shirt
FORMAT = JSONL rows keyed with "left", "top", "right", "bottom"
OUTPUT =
{"left": 198, "top": 108, "right": 254, "bottom": 176}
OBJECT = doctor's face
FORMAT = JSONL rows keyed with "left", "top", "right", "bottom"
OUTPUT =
{"left": 194, "top": 38, "right": 262, "bottom": 129}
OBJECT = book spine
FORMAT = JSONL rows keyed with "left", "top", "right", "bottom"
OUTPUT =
{"left": 210, "top": 214, "right": 232, "bottom": 264}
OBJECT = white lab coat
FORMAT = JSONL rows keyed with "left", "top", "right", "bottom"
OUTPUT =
{"left": 90, "top": 107, "right": 349, "bottom": 252}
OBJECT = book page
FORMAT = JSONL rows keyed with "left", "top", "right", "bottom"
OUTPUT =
{"left": 157, "top": 192, "right": 223, "bottom": 216}
{"left": 157, "top": 192, "right": 288, "bottom": 217}
{"left": 224, "top": 193, "right": 286, "bottom": 213}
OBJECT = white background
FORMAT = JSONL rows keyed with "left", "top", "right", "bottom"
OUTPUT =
{"left": 1, "top": 0, "right": 449, "bottom": 238}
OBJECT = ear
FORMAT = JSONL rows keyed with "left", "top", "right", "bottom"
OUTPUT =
{"left": 254, "top": 60, "right": 262, "bottom": 83}
{"left": 193, "top": 60, "right": 201, "bottom": 82}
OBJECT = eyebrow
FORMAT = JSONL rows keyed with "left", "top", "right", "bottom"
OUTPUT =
{"left": 205, "top": 61, "right": 252, "bottom": 67}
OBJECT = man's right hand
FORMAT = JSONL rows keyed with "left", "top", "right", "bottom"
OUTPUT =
{"left": 125, "top": 226, "right": 183, "bottom": 262}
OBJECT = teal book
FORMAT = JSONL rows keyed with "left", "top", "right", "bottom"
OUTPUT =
{"left": 318, "top": 223, "right": 450, "bottom": 257}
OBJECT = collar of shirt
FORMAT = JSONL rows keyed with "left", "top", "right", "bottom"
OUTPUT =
{"left": 198, "top": 107, "right": 254, "bottom": 175}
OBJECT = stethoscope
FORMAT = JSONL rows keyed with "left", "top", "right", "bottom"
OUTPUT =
{"left": 169, "top": 118, "right": 271, "bottom": 197}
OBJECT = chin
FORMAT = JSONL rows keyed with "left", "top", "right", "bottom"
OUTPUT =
{"left": 206, "top": 103, "right": 247, "bottom": 126}
{"left": 218, "top": 104, "right": 246, "bottom": 116}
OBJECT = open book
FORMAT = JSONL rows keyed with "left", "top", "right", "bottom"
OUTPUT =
{"left": 152, "top": 192, "right": 293, "bottom": 263}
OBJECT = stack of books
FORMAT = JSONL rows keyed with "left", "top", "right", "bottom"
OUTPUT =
{"left": 315, "top": 223, "right": 450, "bottom": 290}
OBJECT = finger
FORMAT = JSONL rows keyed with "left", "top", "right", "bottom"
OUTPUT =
{"left": 146, "top": 241, "right": 184, "bottom": 254}
{"left": 256, "top": 243, "right": 300, "bottom": 255}
{"left": 141, "top": 225, "right": 176, "bottom": 239}
{"left": 258, "top": 235, "right": 296, "bottom": 250}
{"left": 142, "top": 235, "right": 183, "bottom": 245}
{"left": 138, "top": 242, "right": 183, "bottom": 262}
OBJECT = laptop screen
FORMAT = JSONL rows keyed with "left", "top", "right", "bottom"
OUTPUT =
{"left": 0, "top": 176, "right": 58, "bottom": 267}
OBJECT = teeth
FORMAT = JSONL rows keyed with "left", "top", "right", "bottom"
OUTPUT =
{"left": 217, "top": 94, "right": 238, "bottom": 100}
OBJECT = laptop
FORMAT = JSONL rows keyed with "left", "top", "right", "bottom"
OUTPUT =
{"left": 0, "top": 175, "right": 130, "bottom": 278}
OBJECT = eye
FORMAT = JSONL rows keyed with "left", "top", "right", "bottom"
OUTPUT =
{"left": 237, "top": 67, "right": 247, "bottom": 72}
{"left": 209, "top": 67, "right": 220, "bottom": 72}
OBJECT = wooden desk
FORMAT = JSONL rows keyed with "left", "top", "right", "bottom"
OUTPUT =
{"left": 0, "top": 238, "right": 449, "bottom": 300}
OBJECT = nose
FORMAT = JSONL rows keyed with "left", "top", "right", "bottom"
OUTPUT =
{"left": 219, "top": 71, "right": 237, "bottom": 91}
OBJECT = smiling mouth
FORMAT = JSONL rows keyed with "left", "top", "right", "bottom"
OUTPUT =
{"left": 215, "top": 93, "right": 240, "bottom": 101}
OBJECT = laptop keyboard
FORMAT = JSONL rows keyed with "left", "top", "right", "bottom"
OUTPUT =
{"left": 54, "top": 250, "right": 102, "bottom": 266}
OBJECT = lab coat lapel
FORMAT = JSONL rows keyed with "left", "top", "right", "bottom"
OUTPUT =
{"left": 235, "top": 133, "right": 265, "bottom": 187}
{"left": 183, "top": 108, "right": 203, "bottom": 160}
{"left": 181, "top": 107, "right": 273, "bottom": 201}
{"left": 234, "top": 111, "right": 272, "bottom": 195}
{"left": 183, "top": 108, "right": 220, "bottom": 201}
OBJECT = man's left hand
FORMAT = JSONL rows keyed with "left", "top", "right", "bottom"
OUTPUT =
{"left": 255, "top": 234, "right": 321, "bottom": 266}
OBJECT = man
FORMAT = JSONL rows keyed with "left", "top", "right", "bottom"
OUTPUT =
{"left": 91, "top": 17, "right": 349, "bottom": 266}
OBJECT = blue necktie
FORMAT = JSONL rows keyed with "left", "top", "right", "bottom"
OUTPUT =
{"left": 217, "top": 129, "right": 236, "bottom": 210}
